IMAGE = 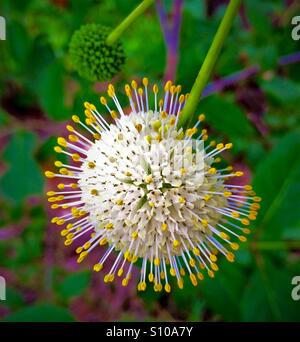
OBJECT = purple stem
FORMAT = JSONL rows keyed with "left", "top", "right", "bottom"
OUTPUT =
{"left": 279, "top": 51, "right": 300, "bottom": 65}
{"left": 285, "top": 0, "right": 296, "bottom": 6}
{"left": 202, "top": 66, "right": 260, "bottom": 97}
{"left": 0, "top": 222, "right": 28, "bottom": 240}
{"left": 156, "top": 0, "right": 183, "bottom": 82}
{"left": 239, "top": 3, "right": 251, "bottom": 30}
{"left": 156, "top": 0, "right": 168, "bottom": 37}
{"left": 202, "top": 51, "right": 300, "bottom": 97}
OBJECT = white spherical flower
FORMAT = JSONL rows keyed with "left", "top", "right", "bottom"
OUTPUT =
{"left": 45, "top": 78, "right": 260, "bottom": 292}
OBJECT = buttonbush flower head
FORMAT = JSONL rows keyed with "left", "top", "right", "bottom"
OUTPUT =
{"left": 69, "top": 24, "right": 126, "bottom": 82}
{"left": 45, "top": 79, "right": 260, "bottom": 292}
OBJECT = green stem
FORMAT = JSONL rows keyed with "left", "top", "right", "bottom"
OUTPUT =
{"left": 179, "top": 0, "right": 242, "bottom": 127}
{"left": 106, "top": 0, "right": 154, "bottom": 45}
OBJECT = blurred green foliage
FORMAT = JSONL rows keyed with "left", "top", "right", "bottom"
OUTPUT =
{"left": 0, "top": 131, "right": 44, "bottom": 203}
{"left": 0, "top": 0, "right": 300, "bottom": 322}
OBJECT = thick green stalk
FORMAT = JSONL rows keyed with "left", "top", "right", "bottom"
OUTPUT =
{"left": 106, "top": 0, "right": 154, "bottom": 45}
{"left": 179, "top": 0, "right": 242, "bottom": 127}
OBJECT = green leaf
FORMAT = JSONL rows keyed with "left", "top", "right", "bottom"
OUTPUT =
{"left": 240, "top": 259, "right": 300, "bottom": 321}
{"left": 245, "top": 0, "right": 279, "bottom": 39}
{"left": 283, "top": 227, "right": 300, "bottom": 240}
{"left": 4, "top": 288, "right": 24, "bottom": 309}
{"left": 197, "top": 95, "right": 255, "bottom": 141}
{"left": 6, "top": 21, "right": 31, "bottom": 70}
{"left": 58, "top": 271, "right": 91, "bottom": 299}
{"left": 246, "top": 140, "right": 267, "bottom": 170}
{"left": 0, "top": 108, "right": 10, "bottom": 127}
{"left": 37, "top": 62, "right": 69, "bottom": 120}
{"left": 184, "top": 0, "right": 206, "bottom": 20}
{"left": 2, "top": 0, "right": 30, "bottom": 12}
{"left": 172, "top": 278, "right": 201, "bottom": 315}
{"left": 138, "top": 287, "right": 164, "bottom": 311}
{"left": 253, "top": 131, "right": 300, "bottom": 239}
{"left": 14, "top": 217, "right": 45, "bottom": 263}
{"left": 3, "top": 304, "right": 75, "bottom": 322}
{"left": 240, "top": 269, "right": 274, "bottom": 321}
{"left": 36, "top": 136, "right": 67, "bottom": 164}
{"left": 172, "top": 281, "right": 205, "bottom": 321}
{"left": 26, "top": 36, "right": 55, "bottom": 93}
{"left": 0, "top": 131, "right": 44, "bottom": 204}
{"left": 199, "top": 260, "right": 246, "bottom": 321}
{"left": 69, "top": 0, "right": 94, "bottom": 28}
{"left": 187, "top": 299, "right": 205, "bottom": 321}
{"left": 261, "top": 77, "right": 300, "bottom": 105}
{"left": 244, "top": 45, "right": 278, "bottom": 70}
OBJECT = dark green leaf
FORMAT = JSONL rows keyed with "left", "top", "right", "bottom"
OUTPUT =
{"left": 0, "top": 131, "right": 44, "bottom": 203}
{"left": 261, "top": 77, "right": 300, "bottom": 105}
{"left": 37, "top": 62, "right": 69, "bottom": 120}
{"left": 0, "top": 108, "right": 10, "bottom": 126}
{"left": 199, "top": 260, "right": 246, "bottom": 321}
{"left": 245, "top": 0, "right": 279, "bottom": 39}
{"left": 58, "top": 271, "right": 91, "bottom": 299}
{"left": 3, "top": 304, "right": 75, "bottom": 322}
{"left": 184, "top": 0, "right": 205, "bottom": 20}
{"left": 26, "top": 36, "right": 55, "bottom": 92}
{"left": 197, "top": 95, "right": 255, "bottom": 141}
{"left": 241, "top": 259, "right": 300, "bottom": 321}
{"left": 6, "top": 21, "right": 31, "bottom": 70}
{"left": 253, "top": 131, "right": 300, "bottom": 239}
{"left": 4, "top": 288, "right": 24, "bottom": 309}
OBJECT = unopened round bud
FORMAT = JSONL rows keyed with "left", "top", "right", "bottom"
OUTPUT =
{"left": 69, "top": 24, "right": 126, "bottom": 82}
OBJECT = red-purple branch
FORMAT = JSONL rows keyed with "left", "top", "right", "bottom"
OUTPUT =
{"left": 0, "top": 218, "right": 29, "bottom": 240}
{"left": 202, "top": 51, "right": 300, "bottom": 97}
{"left": 156, "top": 0, "right": 183, "bottom": 82}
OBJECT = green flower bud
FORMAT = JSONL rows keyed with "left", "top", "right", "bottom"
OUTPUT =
{"left": 69, "top": 24, "right": 126, "bottom": 82}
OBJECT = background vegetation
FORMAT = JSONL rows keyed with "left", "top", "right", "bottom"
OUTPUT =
{"left": 0, "top": 0, "right": 300, "bottom": 322}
